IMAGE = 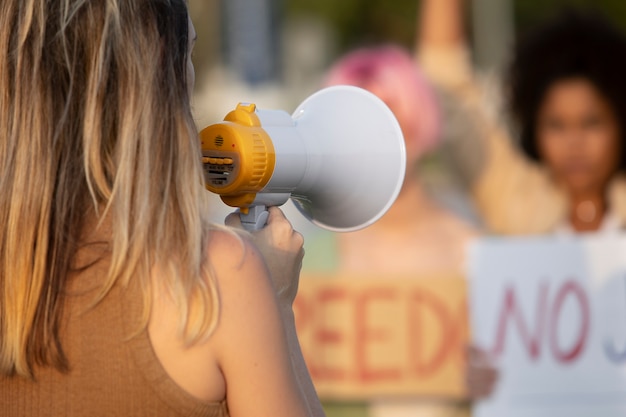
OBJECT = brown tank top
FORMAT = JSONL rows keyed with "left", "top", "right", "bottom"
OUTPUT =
{"left": 0, "top": 238, "right": 229, "bottom": 417}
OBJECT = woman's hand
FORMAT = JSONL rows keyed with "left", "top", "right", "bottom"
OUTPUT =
{"left": 226, "top": 206, "right": 304, "bottom": 305}
{"left": 223, "top": 208, "right": 324, "bottom": 417}
{"left": 465, "top": 344, "right": 499, "bottom": 400}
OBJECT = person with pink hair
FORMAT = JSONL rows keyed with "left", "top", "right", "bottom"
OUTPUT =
{"left": 307, "top": 45, "right": 478, "bottom": 417}
{"left": 324, "top": 45, "right": 476, "bottom": 283}
{"left": 326, "top": 45, "right": 441, "bottom": 162}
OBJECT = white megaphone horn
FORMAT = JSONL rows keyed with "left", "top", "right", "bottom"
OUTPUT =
{"left": 200, "top": 85, "right": 406, "bottom": 231}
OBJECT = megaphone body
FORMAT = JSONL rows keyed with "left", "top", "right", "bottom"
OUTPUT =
{"left": 200, "top": 86, "right": 406, "bottom": 231}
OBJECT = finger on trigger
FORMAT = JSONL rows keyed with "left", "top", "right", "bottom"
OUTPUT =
{"left": 225, "top": 212, "right": 242, "bottom": 227}
{"left": 266, "top": 206, "right": 282, "bottom": 222}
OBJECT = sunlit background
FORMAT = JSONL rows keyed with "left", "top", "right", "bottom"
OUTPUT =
{"left": 189, "top": 0, "right": 626, "bottom": 226}
{"left": 189, "top": 0, "right": 626, "bottom": 115}
{"left": 187, "top": 3, "right": 626, "bottom": 415}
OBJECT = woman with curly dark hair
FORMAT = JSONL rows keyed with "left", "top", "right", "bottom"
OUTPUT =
{"left": 408, "top": 2, "right": 626, "bottom": 414}
{"left": 418, "top": 1, "right": 626, "bottom": 235}
{"left": 509, "top": 11, "right": 626, "bottom": 232}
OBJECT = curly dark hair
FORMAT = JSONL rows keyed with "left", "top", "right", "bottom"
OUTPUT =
{"left": 507, "top": 10, "right": 626, "bottom": 169}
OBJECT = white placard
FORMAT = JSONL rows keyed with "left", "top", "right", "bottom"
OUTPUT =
{"left": 469, "top": 235, "right": 626, "bottom": 417}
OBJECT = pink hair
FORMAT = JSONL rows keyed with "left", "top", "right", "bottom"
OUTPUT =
{"left": 324, "top": 45, "right": 441, "bottom": 155}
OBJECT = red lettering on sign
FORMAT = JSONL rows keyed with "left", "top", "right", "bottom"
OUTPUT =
{"left": 309, "top": 288, "right": 349, "bottom": 381}
{"left": 491, "top": 283, "right": 548, "bottom": 360}
{"left": 549, "top": 280, "right": 590, "bottom": 363}
{"left": 355, "top": 288, "right": 401, "bottom": 382}
{"left": 490, "top": 280, "right": 591, "bottom": 364}
{"left": 293, "top": 279, "right": 469, "bottom": 390}
{"left": 409, "top": 289, "right": 454, "bottom": 376}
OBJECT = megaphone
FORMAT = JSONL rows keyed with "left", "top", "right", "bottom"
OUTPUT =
{"left": 200, "top": 86, "right": 406, "bottom": 231}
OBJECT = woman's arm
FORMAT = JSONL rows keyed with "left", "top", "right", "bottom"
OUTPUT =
{"left": 217, "top": 208, "right": 324, "bottom": 417}
{"left": 148, "top": 219, "right": 323, "bottom": 416}
{"left": 417, "top": 0, "right": 472, "bottom": 89}
{"left": 247, "top": 207, "right": 324, "bottom": 417}
{"left": 418, "top": 0, "right": 466, "bottom": 51}
{"left": 416, "top": 0, "right": 565, "bottom": 235}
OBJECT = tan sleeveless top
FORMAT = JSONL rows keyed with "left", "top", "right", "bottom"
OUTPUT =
{"left": 0, "top": 235, "right": 229, "bottom": 417}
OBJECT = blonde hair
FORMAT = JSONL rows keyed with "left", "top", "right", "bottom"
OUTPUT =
{"left": 0, "top": 0, "right": 217, "bottom": 376}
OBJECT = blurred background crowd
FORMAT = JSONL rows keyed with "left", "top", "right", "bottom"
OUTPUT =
{"left": 188, "top": 1, "right": 626, "bottom": 416}
{"left": 189, "top": 0, "right": 626, "bottom": 230}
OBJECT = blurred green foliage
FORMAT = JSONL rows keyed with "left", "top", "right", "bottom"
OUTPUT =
{"left": 286, "top": 0, "right": 419, "bottom": 51}
{"left": 514, "top": 0, "right": 626, "bottom": 32}
{"left": 286, "top": 0, "right": 626, "bottom": 53}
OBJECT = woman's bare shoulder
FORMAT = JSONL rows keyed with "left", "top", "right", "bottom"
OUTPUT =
{"left": 204, "top": 228, "right": 268, "bottom": 285}
{"left": 147, "top": 227, "right": 276, "bottom": 403}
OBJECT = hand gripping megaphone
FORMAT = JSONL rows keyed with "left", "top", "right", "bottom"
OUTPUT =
{"left": 200, "top": 86, "right": 406, "bottom": 231}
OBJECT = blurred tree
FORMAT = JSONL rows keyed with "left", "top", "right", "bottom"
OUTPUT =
{"left": 514, "top": 0, "right": 626, "bottom": 33}
{"left": 286, "top": 0, "right": 419, "bottom": 53}
{"left": 286, "top": 0, "right": 626, "bottom": 59}
{"left": 187, "top": 0, "right": 626, "bottom": 93}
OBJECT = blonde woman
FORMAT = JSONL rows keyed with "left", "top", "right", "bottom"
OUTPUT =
{"left": 0, "top": 1, "right": 324, "bottom": 416}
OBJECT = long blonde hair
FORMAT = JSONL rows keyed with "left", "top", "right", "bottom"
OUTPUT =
{"left": 0, "top": 0, "right": 217, "bottom": 376}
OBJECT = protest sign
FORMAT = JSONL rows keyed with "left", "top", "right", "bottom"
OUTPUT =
{"left": 469, "top": 236, "right": 626, "bottom": 417}
{"left": 294, "top": 274, "right": 468, "bottom": 399}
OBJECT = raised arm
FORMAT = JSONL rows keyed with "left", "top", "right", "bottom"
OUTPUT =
{"left": 416, "top": 0, "right": 563, "bottom": 234}
{"left": 418, "top": 0, "right": 467, "bottom": 51}
{"left": 416, "top": 0, "right": 473, "bottom": 89}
